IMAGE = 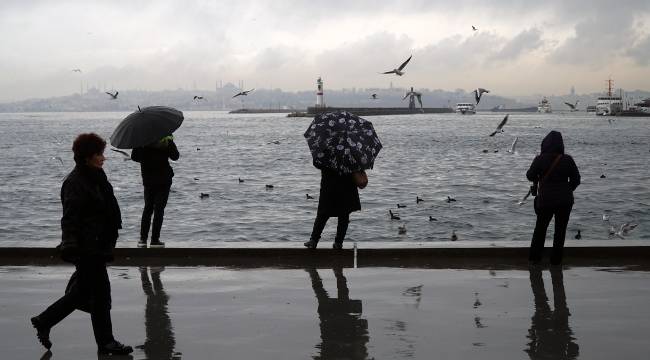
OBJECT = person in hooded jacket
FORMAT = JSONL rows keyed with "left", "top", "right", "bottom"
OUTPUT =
{"left": 30, "top": 133, "right": 133, "bottom": 355}
{"left": 304, "top": 169, "right": 361, "bottom": 249}
{"left": 131, "top": 135, "right": 179, "bottom": 248}
{"left": 526, "top": 131, "right": 580, "bottom": 265}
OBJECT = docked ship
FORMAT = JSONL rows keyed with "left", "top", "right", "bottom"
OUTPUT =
{"left": 456, "top": 102, "right": 476, "bottom": 114}
{"left": 617, "top": 98, "right": 650, "bottom": 117}
{"left": 596, "top": 79, "right": 623, "bottom": 116}
{"left": 537, "top": 97, "right": 552, "bottom": 113}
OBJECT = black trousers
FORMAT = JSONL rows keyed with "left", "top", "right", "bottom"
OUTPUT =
{"left": 36, "top": 261, "right": 114, "bottom": 346}
{"left": 310, "top": 212, "right": 350, "bottom": 244}
{"left": 141, "top": 184, "right": 171, "bottom": 242}
{"left": 530, "top": 203, "right": 573, "bottom": 264}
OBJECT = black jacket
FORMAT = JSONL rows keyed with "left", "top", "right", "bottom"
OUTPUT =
{"left": 131, "top": 140, "right": 180, "bottom": 187}
{"left": 59, "top": 165, "right": 122, "bottom": 263}
{"left": 526, "top": 131, "right": 580, "bottom": 208}
{"left": 317, "top": 169, "right": 361, "bottom": 216}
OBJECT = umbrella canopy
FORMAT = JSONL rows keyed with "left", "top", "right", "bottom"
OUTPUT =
{"left": 110, "top": 106, "right": 184, "bottom": 149}
{"left": 304, "top": 111, "right": 382, "bottom": 174}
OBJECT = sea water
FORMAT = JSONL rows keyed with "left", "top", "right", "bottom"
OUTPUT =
{"left": 0, "top": 111, "right": 647, "bottom": 246}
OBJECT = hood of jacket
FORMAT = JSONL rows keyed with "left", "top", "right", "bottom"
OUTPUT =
{"left": 541, "top": 130, "right": 564, "bottom": 154}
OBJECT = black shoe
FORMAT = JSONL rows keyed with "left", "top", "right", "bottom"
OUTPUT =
{"left": 31, "top": 316, "right": 52, "bottom": 350}
{"left": 137, "top": 240, "right": 147, "bottom": 248}
{"left": 98, "top": 340, "right": 133, "bottom": 355}
{"left": 149, "top": 241, "right": 165, "bottom": 248}
{"left": 332, "top": 242, "right": 343, "bottom": 250}
{"left": 304, "top": 240, "right": 318, "bottom": 249}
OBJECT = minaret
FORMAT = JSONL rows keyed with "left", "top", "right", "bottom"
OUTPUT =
{"left": 316, "top": 77, "right": 324, "bottom": 107}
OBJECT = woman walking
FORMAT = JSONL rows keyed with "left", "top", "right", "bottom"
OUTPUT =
{"left": 30, "top": 133, "right": 133, "bottom": 355}
{"left": 304, "top": 169, "right": 363, "bottom": 249}
{"left": 526, "top": 131, "right": 580, "bottom": 265}
{"left": 132, "top": 135, "right": 179, "bottom": 248}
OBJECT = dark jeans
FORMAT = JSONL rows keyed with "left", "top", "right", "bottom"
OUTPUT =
{"left": 141, "top": 184, "right": 171, "bottom": 242}
{"left": 530, "top": 203, "right": 573, "bottom": 264}
{"left": 310, "top": 212, "right": 350, "bottom": 244}
{"left": 36, "top": 261, "right": 114, "bottom": 346}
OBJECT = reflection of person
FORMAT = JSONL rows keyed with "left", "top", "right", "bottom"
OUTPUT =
{"left": 304, "top": 169, "right": 361, "bottom": 249}
{"left": 30, "top": 133, "right": 133, "bottom": 355}
{"left": 525, "top": 267, "right": 579, "bottom": 359}
{"left": 132, "top": 135, "right": 179, "bottom": 248}
{"left": 306, "top": 267, "right": 369, "bottom": 359}
{"left": 138, "top": 267, "right": 178, "bottom": 359}
{"left": 526, "top": 131, "right": 580, "bottom": 265}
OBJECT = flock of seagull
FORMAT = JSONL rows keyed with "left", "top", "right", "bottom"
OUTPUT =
{"left": 66, "top": 24, "right": 639, "bottom": 242}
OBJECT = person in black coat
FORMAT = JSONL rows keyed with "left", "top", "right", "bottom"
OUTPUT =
{"left": 131, "top": 136, "right": 180, "bottom": 248}
{"left": 30, "top": 133, "right": 133, "bottom": 355}
{"left": 526, "top": 131, "right": 580, "bottom": 265}
{"left": 304, "top": 169, "right": 361, "bottom": 249}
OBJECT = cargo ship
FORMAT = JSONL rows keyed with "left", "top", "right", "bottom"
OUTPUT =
{"left": 491, "top": 105, "right": 537, "bottom": 112}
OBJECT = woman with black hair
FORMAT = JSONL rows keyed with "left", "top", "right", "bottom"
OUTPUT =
{"left": 30, "top": 133, "right": 133, "bottom": 355}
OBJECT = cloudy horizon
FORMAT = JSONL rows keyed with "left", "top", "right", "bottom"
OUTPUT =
{"left": 1, "top": 0, "right": 649, "bottom": 102}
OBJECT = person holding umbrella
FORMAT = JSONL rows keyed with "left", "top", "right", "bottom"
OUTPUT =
{"left": 131, "top": 135, "right": 179, "bottom": 248}
{"left": 30, "top": 133, "right": 133, "bottom": 355}
{"left": 303, "top": 111, "right": 382, "bottom": 249}
{"left": 110, "top": 106, "right": 183, "bottom": 248}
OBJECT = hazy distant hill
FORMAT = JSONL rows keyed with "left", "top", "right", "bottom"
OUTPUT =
{"left": 1, "top": 86, "right": 647, "bottom": 113}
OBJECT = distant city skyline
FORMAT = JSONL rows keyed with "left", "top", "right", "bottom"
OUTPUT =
{"left": 1, "top": 0, "right": 649, "bottom": 102}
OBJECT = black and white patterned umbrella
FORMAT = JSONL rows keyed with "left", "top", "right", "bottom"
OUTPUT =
{"left": 304, "top": 111, "right": 382, "bottom": 174}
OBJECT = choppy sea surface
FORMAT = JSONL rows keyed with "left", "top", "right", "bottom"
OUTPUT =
{"left": 0, "top": 111, "right": 647, "bottom": 247}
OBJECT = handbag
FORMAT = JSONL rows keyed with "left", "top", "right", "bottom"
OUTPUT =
{"left": 531, "top": 154, "right": 562, "bottom": 197}
{"left": 352, "top": 171, "right": 368, "bottom": 189}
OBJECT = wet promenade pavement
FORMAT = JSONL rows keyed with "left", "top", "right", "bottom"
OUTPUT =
{"left": 2, "top": 261, "right": 650, "bottom": 359}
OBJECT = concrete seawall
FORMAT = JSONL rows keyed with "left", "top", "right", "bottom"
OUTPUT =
{"left": 2, "top": 245, "right": 650, "bottom": 268}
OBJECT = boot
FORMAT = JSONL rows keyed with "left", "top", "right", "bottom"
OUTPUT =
{"left": 30, "top": 316, "right": 52, "bottom": 350}
{"left": 303, "top": 239, "right": 318, "bottom": 249}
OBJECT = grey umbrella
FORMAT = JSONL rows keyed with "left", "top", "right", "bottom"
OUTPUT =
{"left": 110, "top": 106, "right": 184, "bottom": 149}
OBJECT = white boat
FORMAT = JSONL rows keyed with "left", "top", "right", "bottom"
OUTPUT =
{"left": 595, "top": 79, "right": 623, "bottom": 116}
{"left": 537, "top": 97, "right": 552, "bottom": 113}
{"left": 456, "top": 102, "right": 476, "bottom": 114}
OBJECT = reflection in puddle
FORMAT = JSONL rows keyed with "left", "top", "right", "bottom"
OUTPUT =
{"left": 137, "top": 267, "right": 182, "bottom": 360}
{"left": 306, "top": 267, "right": 370, "bottom": 359}
{"left": 525, "top": 267, "right": 579, "bottom": 359}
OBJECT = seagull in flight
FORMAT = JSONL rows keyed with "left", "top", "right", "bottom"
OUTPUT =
{"left": 489, "top": 114, "right": 509, "bottom": 136}
{"left": 233, "top": 89, "right": 254, "bottom": 98}
{"left": 507, "top": 136, "right": 518, "bottom": 153}
{"left": 370, "top": 93, "right": 378, "bottom": 100}
{"left": 381, "top": 55, "right": 412, "bottom": 76}
{"left": 473, "top": 88, "right": 489, "bottom": 104}
{"left": 612, "top": 223, "right": 639, "bottom": 239}
{"left": 105, "top": 91, "right": 118, "bottom": 99}
{"left": 472, "top": 26, "right": 478, "bottom": 31}
{"left": 564, "top": 100, "right": 579, "bottom": 111}
{"left": 71, "top": 69, "right": 82, "bottom": 73}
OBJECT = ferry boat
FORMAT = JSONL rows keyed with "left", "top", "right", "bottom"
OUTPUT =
{"left": 456, "top": 102, "right": 476, "bottom": 114}
{"left": 617, "top": 98, "right": 650, "bottom": 117}
{"left": 596, "top": 79, "right": 623, "bottom": 116}
{"left": 537, "top": 97, "right": 552, "bottom": 113}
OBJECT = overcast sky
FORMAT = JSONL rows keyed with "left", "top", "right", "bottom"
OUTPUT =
{"left": 1, "top": 0, "right": 649, "bottom": 101}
